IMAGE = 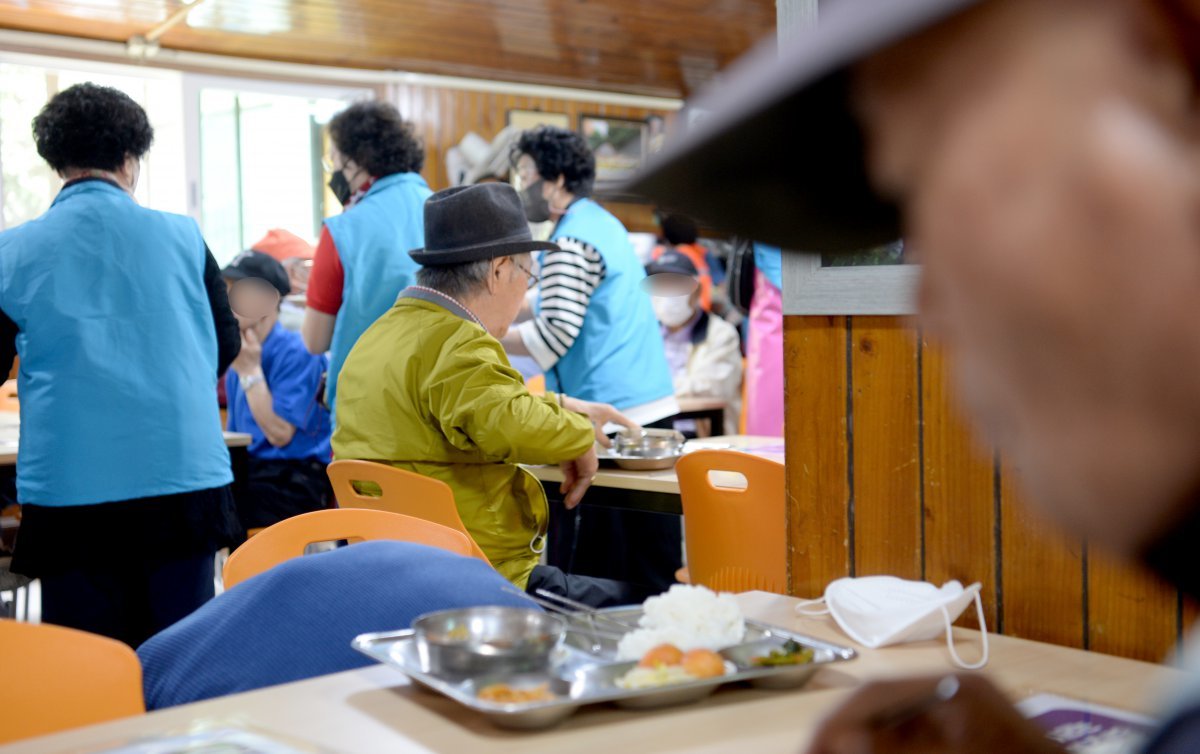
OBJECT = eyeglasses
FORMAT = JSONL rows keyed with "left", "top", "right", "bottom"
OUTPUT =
{"left": 515, "top": 261, "right": 539, "bottom": 290}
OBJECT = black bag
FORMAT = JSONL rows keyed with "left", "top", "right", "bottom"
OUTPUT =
{"left": 726, "top": 237, "right": 757, "bottom": 316}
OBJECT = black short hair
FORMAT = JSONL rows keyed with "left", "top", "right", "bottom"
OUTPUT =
{"left": 513, "top": 126, "right": 596, "bottom": 198}
{"left": 660, "top": 213, "right": 699, "bottom": 245}
{"left": 33, "top": 83, "right": 154, "bottom": 173}
{"left": 328, "top": 101, "right": 424, "bottom": 177}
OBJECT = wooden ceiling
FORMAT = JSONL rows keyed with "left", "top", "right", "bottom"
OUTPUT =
{"left": 0, "top": 0, "right": 778, "bottom": 97}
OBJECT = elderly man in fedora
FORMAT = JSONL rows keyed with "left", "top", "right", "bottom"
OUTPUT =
{"left": 633, "top": 0, "right": 1200, "bottom": 750}
{"left": 333, "top": 183, "right": 645, "bottom": 606}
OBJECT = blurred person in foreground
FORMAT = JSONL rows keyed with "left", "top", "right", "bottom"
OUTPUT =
{"left": 223, "top": 252, "right": 332, "bottom": 532}
{"left": 302, "top": 102, "right": 431, "bottom": 415}
{"left": 0, "top": 83, "right": 240, "bottom": 646}
{"left": 646, "top": 250, "right": 743, "bottom": 436}
{"left": 333, "top": 183, "right": 648, "bottom": 607}
{"left": 632, "top": 0, "right": 1200, "bottom": 751}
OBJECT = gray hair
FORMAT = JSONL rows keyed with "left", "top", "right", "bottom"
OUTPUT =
{"left": 415, "top": 259, "right": 493, "bottom": 300}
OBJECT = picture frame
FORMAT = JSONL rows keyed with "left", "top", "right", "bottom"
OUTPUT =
{"left": 578, "top": 114, "right": 649, "bottom": 187}
{"left": 782, "top": 241, "right": 919, "bottom": 315}
{"left": 506, "top": 109, "right": 570, "bottom": 132}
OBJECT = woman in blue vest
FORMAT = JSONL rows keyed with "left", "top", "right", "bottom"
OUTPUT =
{"left": 302, "top": 101, "right": 432, "bottom": 414}
{"left": 0, "top": 83, "right": 241, "bottom": 646}
{"left": 503, "top": 126, "right": 676, "bottom": 426}
{"left": 503, "top": 127, "right": 680, "bottom": 595}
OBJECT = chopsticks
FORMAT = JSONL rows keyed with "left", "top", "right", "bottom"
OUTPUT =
{"left": 501, "top": 587, "right": 635, "bottom": 636}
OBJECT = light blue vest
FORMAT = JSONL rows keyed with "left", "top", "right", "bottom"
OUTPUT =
{"left": 323, "top": 172, "right": 431, "bottom": 413}
{"left": 543, "top": 199, "right": 674, "bottom": 410}
{"left": 0, "top": 180, "right": 231, "bottom": 506}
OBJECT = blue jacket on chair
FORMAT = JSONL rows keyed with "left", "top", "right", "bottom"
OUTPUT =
{"left": 137, "top": 541, "right": 533, "bottom": 709}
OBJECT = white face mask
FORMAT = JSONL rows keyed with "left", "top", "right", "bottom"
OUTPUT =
{"left": 653, "top": 295, "right": 695, "bottom": 328}
{"left": 797, "top": 576, "right": 988, "bottom": 670}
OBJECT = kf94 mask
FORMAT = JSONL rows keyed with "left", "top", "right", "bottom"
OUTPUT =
{"left": 797, "top": 576, "right": 988, "bottom": 670}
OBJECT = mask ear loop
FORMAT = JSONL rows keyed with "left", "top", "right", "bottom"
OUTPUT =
{"left": 795, "top": 597, "right": 831, "bottom": 617}
{"left": 940, "top": 591, "right": 989, "bottom": 670}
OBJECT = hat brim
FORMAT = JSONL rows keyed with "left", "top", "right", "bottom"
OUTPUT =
{"left": 625, "top": 0, "right": 981, "bottom": 252}
{"left": 409, "top": 239, "right": 560, "bottom": 265}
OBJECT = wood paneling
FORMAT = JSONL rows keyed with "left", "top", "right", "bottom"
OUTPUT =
{"left": 784, "top": 315, "right": 1195, "bottom": 662}
{"left": 849, "top": 317, "right": 921, "bottom": 580}
{"left": 920, "top": 341, "right": 997, "bottom": 631}
{"left": 999, "top": 465, "right": 1085, "bottom": 648}
{"left": 0, "top": 0, "right": 777, "bottom": 97}
{"left": 783, "top": 316, "right": 849, "bottom": 598}
{"left": 391, "top": 84, "right": 673, "bottom": 231}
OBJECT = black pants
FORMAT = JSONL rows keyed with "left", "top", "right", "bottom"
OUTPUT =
{"left": 39, "top": 550, "right": 215, "bottom": 648}
{"left": 235, "top": 457, "right": 332, "bottom": 531}
{"left": 526, "top": 564, "right": 654, "bottom": 608}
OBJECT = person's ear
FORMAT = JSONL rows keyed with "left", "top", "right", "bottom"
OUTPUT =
{"left": 487, "top": 257, "right": 506, "bottom": 294}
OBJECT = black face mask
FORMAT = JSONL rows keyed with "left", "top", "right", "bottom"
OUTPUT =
{"left": 328, "top": 170, "right": 352, "bottom": 207}
{"left": 520, "top": 180, "right": 552, "bottom": 224}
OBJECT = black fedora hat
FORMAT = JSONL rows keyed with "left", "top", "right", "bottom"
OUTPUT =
{"left": 409, "top": 183, "right": 559, "bottom": 265}
{"left": 626, "top": 0, "right": 983, "bottom": 252}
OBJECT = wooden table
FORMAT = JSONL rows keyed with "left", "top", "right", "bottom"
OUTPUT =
{"left": 0, "top": 413, "right": 251, "bottom": 466}
{"left": 527, "top": 435, "right": 784, "bottom": 513}
{"left": 2, "top": 592, "right": 1184, "bottom": 753}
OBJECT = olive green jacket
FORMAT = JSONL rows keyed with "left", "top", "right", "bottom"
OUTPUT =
{"left": 332, "top": 292, "right": 594, "bottom": 588}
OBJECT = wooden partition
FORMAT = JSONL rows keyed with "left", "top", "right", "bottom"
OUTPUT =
{"left": 391, "top": 83, "right": 673, "bottom": 232}
{"left": 783, "top": 315, "right": 1188, "bottom": 662}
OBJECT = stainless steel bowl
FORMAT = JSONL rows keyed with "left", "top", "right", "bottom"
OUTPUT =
{"left": 614, "top": 428, "right": 685, "bottom": 457}
{"left": 412, "top": 607, "right": 565, "bottom": 678}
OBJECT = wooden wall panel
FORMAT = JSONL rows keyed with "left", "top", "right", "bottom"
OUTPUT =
{"left": 999, "top": 465, "right": 1085, "bottom": 648}
{"left": 920, "top": 342, "right": 997, "bottom": 631}
{"left": 1088, "top": 551, "right": 1177, "bottom": 661}
{"left": 849, "top": 317, "right": 921, "bottom": 580}
{"left": 784, "top": 314, "right": 1190, "bottom": 662}
{"left": 783, "top": 316, "right": 850, "bottom": 598}
{"left": 391, "top": 83, "right": 673, "bottom": 233}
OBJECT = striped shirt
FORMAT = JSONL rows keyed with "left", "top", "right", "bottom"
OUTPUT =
{"left": 517, "top": 236, "right": 606, "bottom": 370}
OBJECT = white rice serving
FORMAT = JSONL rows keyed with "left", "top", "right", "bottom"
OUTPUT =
{"left": 615, "top": 585, "right": 746, "bottom": 661}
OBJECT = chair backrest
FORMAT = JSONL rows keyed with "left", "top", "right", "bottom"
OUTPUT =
{"left": 0, "top": 619, "right": 144, "bottom": 743}
{"left": 327, "top": 459, "right": 492, "bottom": 565}
{"left": 676, "top": 449, "right": 787, "bottom": 594}
{"left": 222, "top": 508, "right": 476, "bottom": 589}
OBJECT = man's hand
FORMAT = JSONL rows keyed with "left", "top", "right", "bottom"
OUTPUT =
{"left": 231, "top": 327, "right": 263, "bottom": 377}
{"left": 561, "top": 396, "right": 641, "bottom": 448}
{"left": 558, "top": 445, "right": 599, "bottom": 509}
{"left": 806, "top": 674, "right": 1063, "bottom": 754}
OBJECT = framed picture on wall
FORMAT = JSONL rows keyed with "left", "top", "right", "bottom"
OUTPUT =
{"left": 782, "top": 240, "right": 920, "bottom": 315}
{"left": 507, "top": 109, "right": 570, "bottom": 132}
{"left": 579, "top": 114, "right": 648, "bottom": 187}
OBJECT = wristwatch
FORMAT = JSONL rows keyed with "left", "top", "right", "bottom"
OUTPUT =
{"left": 240, "top": 373, "right": 265, "bottom": 393}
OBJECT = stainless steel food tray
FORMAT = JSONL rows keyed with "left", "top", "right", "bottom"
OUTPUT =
{"left": 352, "top": 616, "right": 856, "bottom": 730}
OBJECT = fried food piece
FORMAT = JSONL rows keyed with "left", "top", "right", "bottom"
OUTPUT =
{"left": 638, "top": 643, "right": 685, "bottom": 668}
{"left": 681, "top": 648, "right": 725, "bottom": 678}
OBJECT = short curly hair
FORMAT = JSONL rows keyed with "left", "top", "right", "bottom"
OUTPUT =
{"left": 328, "top": 101, "right": 424, "bottom": 177}
{"left": 513, "top": 126, "right": 596, "bottom": 198}
{"left": 33, "top": 83, "right": 154, "bottom": 173}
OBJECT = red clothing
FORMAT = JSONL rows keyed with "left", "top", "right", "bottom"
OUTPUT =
{"left": 652, "top": 243, "right": 713, "bottom": 311}
{"left": 305, "top": 178, "right": 375, "bottom": 316}
{"left": 306, "top": 226, "right": 343, "bottom": 316}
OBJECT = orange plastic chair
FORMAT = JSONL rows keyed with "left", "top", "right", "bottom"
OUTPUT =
{"left": 675, "top": 450, "right": 787, "bottom": 594}
{"left": 222, "top": 508, "right": 476, "bottom": 589}
{"left": 0, "top": 619, "right": 144, "bottom": 744}
{"left": 327, "top": 460, "right": 492, "bottom": 566}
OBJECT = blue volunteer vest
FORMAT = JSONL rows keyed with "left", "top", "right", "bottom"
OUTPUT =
{"left": 542, "top": 199, "right": 674, "bottom": 409}
{"left": 0, "top": 179, "right": 231, "bottom": 506}
{"left": 323, "top": 172, "right": 431, "bottom": 413}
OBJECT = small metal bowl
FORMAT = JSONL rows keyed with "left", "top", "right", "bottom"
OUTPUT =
{"left": 412, "top": 607, "right": 565, "bottom": 679}
{"left": 614, "top": 428, "right": 685, "bottom": 457}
